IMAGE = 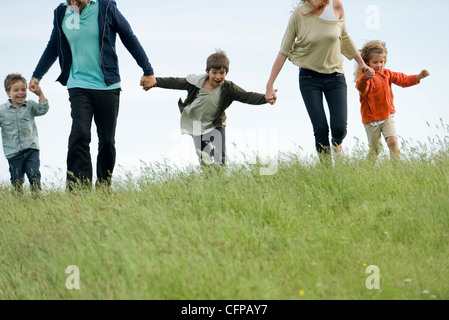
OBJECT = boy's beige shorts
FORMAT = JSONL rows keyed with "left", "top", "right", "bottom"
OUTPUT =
{"left": 364, "top": 116, "right": 397, "bottom": 151}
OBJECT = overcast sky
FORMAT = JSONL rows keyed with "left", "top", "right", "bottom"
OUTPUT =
{"left": 0, "top": 0, "right": 447, "bottom": 188}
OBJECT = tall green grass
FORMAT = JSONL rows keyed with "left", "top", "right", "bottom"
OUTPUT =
{"left": 1, "top": 130, "right": 448, "bottom": 300}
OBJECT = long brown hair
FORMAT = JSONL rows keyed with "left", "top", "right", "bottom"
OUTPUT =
{"left": 354, "top": 40, "right": 388, "bottom": 82}
{"left": 300, "top": 0, "right": 330, "bottom": 16}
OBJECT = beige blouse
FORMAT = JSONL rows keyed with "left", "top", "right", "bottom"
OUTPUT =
{"left": 280, "top": 5, "right": 359, "bottom": 74}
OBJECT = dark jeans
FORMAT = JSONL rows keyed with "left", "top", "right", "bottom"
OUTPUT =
{"left": 8, "top": 148, "right": 41, "bottom": 192}
{"left": 67, "top": 88, "right": 120, "bottom": 189}
{"left": 299, "top": 68, "right": 348, "bottom": 154}
{"left": 192, "top": 127, "right": 226, "bottom": 165}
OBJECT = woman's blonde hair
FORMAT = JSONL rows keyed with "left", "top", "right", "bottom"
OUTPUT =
{"left": 354, "top": 40, "right": 388, "bottom": 82}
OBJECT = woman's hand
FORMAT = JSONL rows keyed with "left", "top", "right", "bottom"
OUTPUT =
{"left": 140, "top": 75, "right": 157, "bottom": 91}
{"left": 265, "top": 88, "right": 278, "bottom": 105}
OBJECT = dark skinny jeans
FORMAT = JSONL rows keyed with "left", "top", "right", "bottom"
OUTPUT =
{"left": 67, "top": 88, "right": 120, "bottom": 189}
{"left": 299, "top": 68, "right": 348, "bottom": 154}
{"left": 8, "top": 148, "right": 41, "bottom": 193}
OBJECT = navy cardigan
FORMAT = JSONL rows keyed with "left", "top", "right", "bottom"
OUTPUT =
{"left": 32, "top": 0, "right": 154, "bottom": 86}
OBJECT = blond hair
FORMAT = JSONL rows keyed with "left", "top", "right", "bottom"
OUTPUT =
{"left": 354, "top": 40, "right": 388, "bottom": 82}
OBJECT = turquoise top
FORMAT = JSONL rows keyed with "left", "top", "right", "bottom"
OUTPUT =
{"left": 62, "top": 0, "right": 120, "bottom": 90}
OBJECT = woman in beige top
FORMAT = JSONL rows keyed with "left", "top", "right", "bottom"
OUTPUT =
{"left": 266, "top": 0, "right": 374, "bottom": 159}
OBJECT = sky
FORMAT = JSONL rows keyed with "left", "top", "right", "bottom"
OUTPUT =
{"left": 0, "top": 0, "right": 448, "bottom": 188}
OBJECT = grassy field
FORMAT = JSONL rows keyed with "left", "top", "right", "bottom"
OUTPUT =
{"left": 0, "top": 135, "right": 448, "bottom": 300}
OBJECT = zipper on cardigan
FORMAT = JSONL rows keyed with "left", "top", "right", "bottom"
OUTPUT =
{"left": 57, "top": 10, "right": 64, "bottom": 78}
{"left": 100, "top": 0, "right": 113, "bottom": 86}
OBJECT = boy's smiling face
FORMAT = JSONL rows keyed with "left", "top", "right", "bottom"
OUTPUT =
{"left": 7, "top": 81, "right": 27, "bottom": 107}
{"left": 206, "top": 67, "right": 228, "bottom": 89}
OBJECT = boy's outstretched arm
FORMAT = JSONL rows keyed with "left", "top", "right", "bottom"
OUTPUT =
{"left": 154, "top": 77, "right": 192, "bottom": 91}
{"left": 29, "top": 81, "right": 47, "bottom": 104}
{"left": 231, "top": 82, "right": 273, "bottom": 106}
{"left": 28, "top": 84, "right": 49, "bottom": 116}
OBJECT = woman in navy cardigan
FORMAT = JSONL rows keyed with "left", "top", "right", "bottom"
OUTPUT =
{"left": 30, "top": 0, "right": 156, "bottom": 190}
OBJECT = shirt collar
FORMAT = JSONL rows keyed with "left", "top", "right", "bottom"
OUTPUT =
{"left": 64, "top": 0, "right": 97, "bottom": 7}
{"left": 7, "top": 99, "right": 26, "bottom": 108}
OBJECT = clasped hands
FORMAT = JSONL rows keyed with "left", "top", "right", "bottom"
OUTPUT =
{"left": 265, "top": 88, "right": 278, "bottom": 105}
{"left": 140, "top": 75, "right": 157, "bottom": 91}
{"left": 362, "top": 65, "right": 375, "bottom": 80}
{"left": 29, "top": 77, "right": 43, "bottom": 96}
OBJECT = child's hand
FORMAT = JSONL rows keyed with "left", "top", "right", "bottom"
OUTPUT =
{"left": 29, "top": 78, "right": 46, "bottom": 103}
{"left": 417, "top": 70, "right": 430, "bottom": 81}
{"left": 29, "top": 78, "right": 41, "bottom": 94}
{"left": 29, "top": 78, "right": 43, "bottom": 97}
{"left": 265, "top": 89, "right": 277, "bottom": 105}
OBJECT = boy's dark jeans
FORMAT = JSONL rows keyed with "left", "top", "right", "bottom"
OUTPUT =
{"left": 299, "top": 68, "right": 348, "bottom": 154}
{"left": 192, "top": 127, "right": 226, "bottom": 165}
{"left": 67, "top": 88, "right": 120, "bottom": 189}
{"left": 8, "top": 148, "right": 41, "bottom": 192}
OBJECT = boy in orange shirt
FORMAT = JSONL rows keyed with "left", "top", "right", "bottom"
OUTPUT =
{"left": 355, "top": 40, "right": 429, "bottom": 161}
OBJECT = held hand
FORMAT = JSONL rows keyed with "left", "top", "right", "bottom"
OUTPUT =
{"left": 417, "top": 69, "right": 430, "bottom": 81}
{"left": 265, "top": 89, "right": 278, "bottom": 105}
{"left": 140, "top": 75, "right": 157, "bottom": 91}
{"left": 29, "top": 77, "right": 40, "bottom": 92}
{"left": 29, "top": 77, "right": 46, "bottom": 103}
{"left": 29, "top": 78, "right": 43, "bottom": 96}
{"left": 362, "top": 66, "right": 375, "bottom": 80}
{"left": 265, "top": 87, "right": 277, "bottom": 102}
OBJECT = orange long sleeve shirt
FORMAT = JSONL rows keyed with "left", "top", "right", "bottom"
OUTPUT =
{"left": 356, "top": 69, "right": 419, "bottom": 124}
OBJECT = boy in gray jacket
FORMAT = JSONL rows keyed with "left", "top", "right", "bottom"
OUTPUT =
{"left": 0, "top": 74, "right": 49, "bottom": 192}
{"left": 153, "top": 50, "right": 276, "bottom": 165}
